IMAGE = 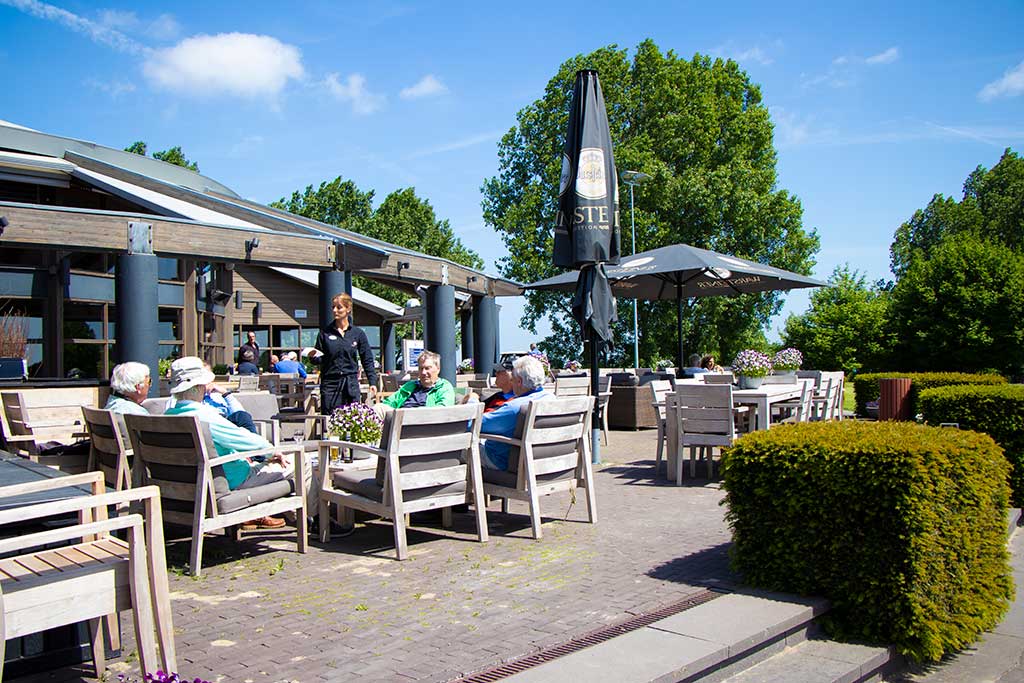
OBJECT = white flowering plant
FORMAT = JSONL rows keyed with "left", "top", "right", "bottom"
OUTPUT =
{"left": 327, "top": 403, "right": 383, "bottom": 444}
{"left": 772, "top": 348, "right": 803, "bottom": 371}
{"left": 731, "top": 350, "right": 773, "bottom": 378}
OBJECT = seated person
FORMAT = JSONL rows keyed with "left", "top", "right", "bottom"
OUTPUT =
{"left": 164, "top": 356, "right": 288, "bottom": 529}
{"left": 104, "top": 361, "right": 152, "bottom": 415}
{"left": 701, "top": 354, "right": 724, "bottom": 373}
{"left": 380, "top": 350, "right": 454, "bottom": 410}
{"left": 236, "top": 349, "right": 260, "bottom": 375}
{"left": 682, "top": 353, "right": 708, "bottom": 377}
{"left": 479, "top": 355, "right": 552, "bottom": 470}
{"left": 273, "top": 351, "right": 308, "bottom": 378}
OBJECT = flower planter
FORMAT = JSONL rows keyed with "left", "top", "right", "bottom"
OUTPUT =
{"left": 737, "top": 375, "right": 764, "bottom": 390}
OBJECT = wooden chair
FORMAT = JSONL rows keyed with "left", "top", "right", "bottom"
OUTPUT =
{"left": 481, "top": 395, "right": 597, "bottom": 540}
{"left": 123, "top": 413, "right": 308, "bottom": 576}
{"left": 649, "top": 380, "right": 675, "bottom": 473}
{"left": 318, "top": 403, "right": 487, "bottom": 561}
{"left": 554, "top": 375, "right": 591, "bottom": 397}
{"left": 0, "top": 473, "right": 176, "bottom": 679}
{"left": 81, "top": 406, "right": 133, "bottom": 493}
{"left": 672, "top": 384, "right": 739, "bottom": 484}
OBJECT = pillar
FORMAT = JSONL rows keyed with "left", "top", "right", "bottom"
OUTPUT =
{"left": 472, "top": 295, "right": 497, "bottom": 373}
{"left": 116, "top": 225, "right": 160, "bottom": 396}
{"left": 424, "top": 285, "right": 457, "bottom": 386}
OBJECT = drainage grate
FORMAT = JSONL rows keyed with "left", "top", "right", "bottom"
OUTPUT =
{"left": 455, "top": 588, "right": 725, "bottom": 682}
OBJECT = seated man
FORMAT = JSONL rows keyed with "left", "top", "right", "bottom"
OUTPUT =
{"left": 479, "top": 355, "right": 552, "bottom": 470}
{"left": 236, "top": 349, "right": 260, "bottom": 375}
{"left": 164, "top": 356, "right": 288, "bottom": 529}
{"left": 682, "top": 353, "right": 708, "bottom": 378}
{"left": 380, "top": 350, "right": 455, "bottom": 410}
{"left": 273, "top": 351, "right": 308, "bottom": 378}
{"left": 104, "top": 361, "right": 152, "bottom": 415}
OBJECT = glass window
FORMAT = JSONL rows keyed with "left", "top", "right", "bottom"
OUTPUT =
{"left": 158, "top": 258, "right": 180, "bottom": 281}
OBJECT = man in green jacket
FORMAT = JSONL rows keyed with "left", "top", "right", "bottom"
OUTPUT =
{"left": 381, "top": 350, "right": 454, "bottom": 410}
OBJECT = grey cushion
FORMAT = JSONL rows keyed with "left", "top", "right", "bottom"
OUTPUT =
{"left": 216, "top": 478, "right": 294, "bottom": 514}
{"left": 334, "top": 469, "right": 465, "bottom": 503}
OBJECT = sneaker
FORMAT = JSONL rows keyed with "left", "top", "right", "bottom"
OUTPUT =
{"left": 241, "top": 516, "right": 286, "bottom": 531}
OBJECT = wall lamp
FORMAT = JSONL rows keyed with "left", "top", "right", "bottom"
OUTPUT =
{"left": 234, "top": 290, "right": 262, "bottom": 319}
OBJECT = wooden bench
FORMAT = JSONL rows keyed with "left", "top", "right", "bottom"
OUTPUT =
{"left": 0, "top": 387, "right": 110, "bottom": 472}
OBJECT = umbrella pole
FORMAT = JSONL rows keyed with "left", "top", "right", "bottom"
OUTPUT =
{"left": 676, "top": 283, "right": 684, "bottom": 372}
{"left": 589, "top": 335, "right": 601, "bottom": 464}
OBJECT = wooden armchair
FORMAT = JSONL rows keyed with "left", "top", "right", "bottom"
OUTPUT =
{"left": 481, "top": 395, "right": 597, "bottom": 539}
{"left": 123, "top": 413, "right": 308, "bottom": 576}
{"left": 0, "top": 473, "right": 176, "bottom": 679}
{"left": 318, "top": 403, "right": 488, "bottom": 560}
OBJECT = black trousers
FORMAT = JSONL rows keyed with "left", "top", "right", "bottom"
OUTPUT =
{"left": 320, "top": 375, "right": 361, "bottom": 415}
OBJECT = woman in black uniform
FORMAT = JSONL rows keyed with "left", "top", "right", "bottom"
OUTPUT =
{"left": 307, "top": 293, "right": 378, "bottom": 415}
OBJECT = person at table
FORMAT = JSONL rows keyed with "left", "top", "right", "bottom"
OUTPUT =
{"left": 479, "top": 355, "right": 552, "bottom": 471}
{"left": 164, "top": 356, "right": 289, "bottom": 530}
{"left": 701, "top": 355, "right": 724, "bottom": 373}
{"left": 273, "top": 351, "right": 308, "bottom": 378}
{"left": 304, "top": 292, "right": 378, "bottom": 415}
{"left": 236, "top": 348, "right": 260, "bottom": 375}
{"left": 104, "top": 361, "right": 152, "bottom": 415}
{"left": 461, "top": 359, "right": 515, "bottom": 413}
{"left": 238, "top": 330, "right": 260, "bottom": 365}
{"left": 379, "top": 350, "right": 454, "bottom": 410}
{"left": 682, "top": 354, "right": 708, "bottom": 378}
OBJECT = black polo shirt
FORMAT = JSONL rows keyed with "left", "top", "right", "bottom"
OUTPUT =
{"left": 314, "top": 323, "right": 378, "bottom": 386}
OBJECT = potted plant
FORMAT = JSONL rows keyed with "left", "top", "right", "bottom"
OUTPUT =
{"left": 0, "top": 310, "right": 28, "bottom": 380}
{"left": 730, "top": 349, "right": 772, "bottom": 389}
{"left": 772, "top": 348, "right": 803, "bottom": 375}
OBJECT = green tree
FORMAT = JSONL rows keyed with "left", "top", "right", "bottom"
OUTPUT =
{"left": 889, "top": 236, "right": 1024, "bottom": 375}
{"left": 481, "top": 40, "right": 819, "bottom": 365}
{"left": 890, "top": 148, "right": 1022, "bottom": 277}
{"left": 123, "top": 141, "right": 200, "bottom": 172}
{"left": 781, "top": 265, "right": 893, "bottom": 375}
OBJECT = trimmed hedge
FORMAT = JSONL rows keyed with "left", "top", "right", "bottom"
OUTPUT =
{"left": 853, "top": 372, "right": 1007, "bottom": 417}
{"left": 919, "top": 384, "right": 1024, "bottom": 506}
{"left": 722, "top": 421, "right": 1012, "bottom": 662}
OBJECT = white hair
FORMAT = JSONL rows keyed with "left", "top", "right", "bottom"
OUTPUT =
{"left": 110, "top": 362, "right": 150, "bottom": 395}
{"left": 513, "top": 355, "right": 544, "bottom": 391}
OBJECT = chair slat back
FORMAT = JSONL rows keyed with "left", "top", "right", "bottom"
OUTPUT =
{"left": 555, "top": 376, "right": 591, "bottom": 397}
{"left": 82, "top": 407, "right": 132, "bottom": 491}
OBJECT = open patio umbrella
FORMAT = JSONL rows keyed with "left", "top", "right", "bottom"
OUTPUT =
{"left": 553, "top": 70, "right": 620, "bottom": 463}
{"left": 527, "top": 242, "right": 826, "bottom": 370}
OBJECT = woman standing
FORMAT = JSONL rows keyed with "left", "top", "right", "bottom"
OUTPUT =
{"left": 305, "top": 293, "right": 378, "bottom": 414}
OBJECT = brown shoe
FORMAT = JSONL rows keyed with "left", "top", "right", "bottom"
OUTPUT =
{"left": 241, "top": 516, "right": 286, "bottom": 531}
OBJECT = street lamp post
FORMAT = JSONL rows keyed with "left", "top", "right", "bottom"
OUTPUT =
{"left": 620, "top": 170, "right": 651, "bottom": 369}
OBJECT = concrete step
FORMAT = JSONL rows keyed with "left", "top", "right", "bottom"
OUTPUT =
{"left": 718, "top": 638, "right": 891, "bottom": 683}
{"left": 501, "top": 590, "right": 829, "bottom": 683}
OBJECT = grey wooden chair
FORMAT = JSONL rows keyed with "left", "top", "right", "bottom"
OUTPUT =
{"left": 123, "top": 413, "right": 308, "bottom": 576}
{"left": 318, "top": 403, "right": 487, "bottom": 560}
{"left": 481, "top": 396, "right": 597, "bottom": 540}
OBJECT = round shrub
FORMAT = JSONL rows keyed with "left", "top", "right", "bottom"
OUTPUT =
{"left": 853, "top": 372, "right": 1007, "bottom": 417}
{"left": 722, "top": 420, "right": 1012, "bottom": 662}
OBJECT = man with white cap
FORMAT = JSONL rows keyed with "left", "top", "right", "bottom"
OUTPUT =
{"left": 164, "top": 356, "right": 288, "bottom": 529}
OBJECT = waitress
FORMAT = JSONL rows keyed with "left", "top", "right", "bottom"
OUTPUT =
{"left": 306, "top": 293, "right": 378, "bottom": 414}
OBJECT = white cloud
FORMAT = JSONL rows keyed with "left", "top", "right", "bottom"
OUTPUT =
{"left": 324, "top": 73, "right": 385, "bottom": 115}
{"left": 400, "top": 74, "right": 448, "bottom": 99}
{"left": 143, "top": 33, "right": 304, "bottom": 98}
{"left": 1, "top": 0, "right": 147, "bottom": 54}
{"left": 865, "top": 47, "right": 900, "bottom": 65}
{"left": 978, "top": 60, "right": 1024, "bottom": 102}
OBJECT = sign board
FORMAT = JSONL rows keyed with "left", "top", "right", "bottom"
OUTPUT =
{"left": 402, "top": 339, "right": 424, "bottom": 372}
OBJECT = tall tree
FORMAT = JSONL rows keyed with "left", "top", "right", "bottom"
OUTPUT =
{"left": 482, "top": 40, "right": 819, "bottom": 365}
{"left": 890, "top": 148, "right": 1022, "bottom": 277}
{"left": 123, "top": 141, "right": 200, "bottom": 172}
{"left": 782, "top": 266, "right": 893, "bottom": 375}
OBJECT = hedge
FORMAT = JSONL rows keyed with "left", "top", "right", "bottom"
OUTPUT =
{"left": 853, "top": 372, "right": 1007, "bottom": 417}
{"left": 722, "top": 421, "right": 1012, "bottom": 662}
{"left": 919, "top": 384, "right": 1024, "bottom": 506}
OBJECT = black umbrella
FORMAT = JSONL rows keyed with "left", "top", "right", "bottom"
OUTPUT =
{"left": 553, "top": 69, "right": 620, "bottom": 463}
{"left": 528, "top": 242, "right": 826, "bottom": 370}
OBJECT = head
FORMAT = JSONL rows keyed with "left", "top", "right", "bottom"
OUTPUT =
{"left": 688, "top": 353, "right": 702, "bottom": 367}
{"left": 491, "top": 360, "right": 514, "bottom": 393}
{"left": 417, "top": 350, "right": 441, "bottom": 388}
{"left": 701, "top": 355, "right": 715, "bottom": 369}
{"left": 332, "top": 293, "right": 353, "bottom": 326}
{"left": 169, "top": 356, "right": 215, "bottom": 401}
{"left": 110, "top": 362, "right": 151, "bottom": 403}
{"left": 242, "top": 349, "right": 255, "bottom": 363}
{"left": 511, "top": 355, "right": 544, "bottom": 395}
{"left": 246, "top": 331, "right": 256, "bottom": 344}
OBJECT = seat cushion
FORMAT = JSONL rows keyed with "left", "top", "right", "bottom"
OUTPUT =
{"left": 483, "top": 467, "right": 576, "bottom": 488}
{"left": 216, "top": 479, "right": 294, "bottom": 514}
{"left": 334, "top": 469, "right": 465, "bottom": 503}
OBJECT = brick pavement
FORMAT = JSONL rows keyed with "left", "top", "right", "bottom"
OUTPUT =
{"left": 25, "top": 429, "right": 737, "bottom": 683}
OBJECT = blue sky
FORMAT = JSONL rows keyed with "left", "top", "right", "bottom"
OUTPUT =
{"left": 2, "top": 0, "right": 1023, "bottom": 353}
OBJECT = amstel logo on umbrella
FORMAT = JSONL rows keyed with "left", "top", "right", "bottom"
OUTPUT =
{"left": 575, "top": 148, "right": 607, "bottom": 199}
